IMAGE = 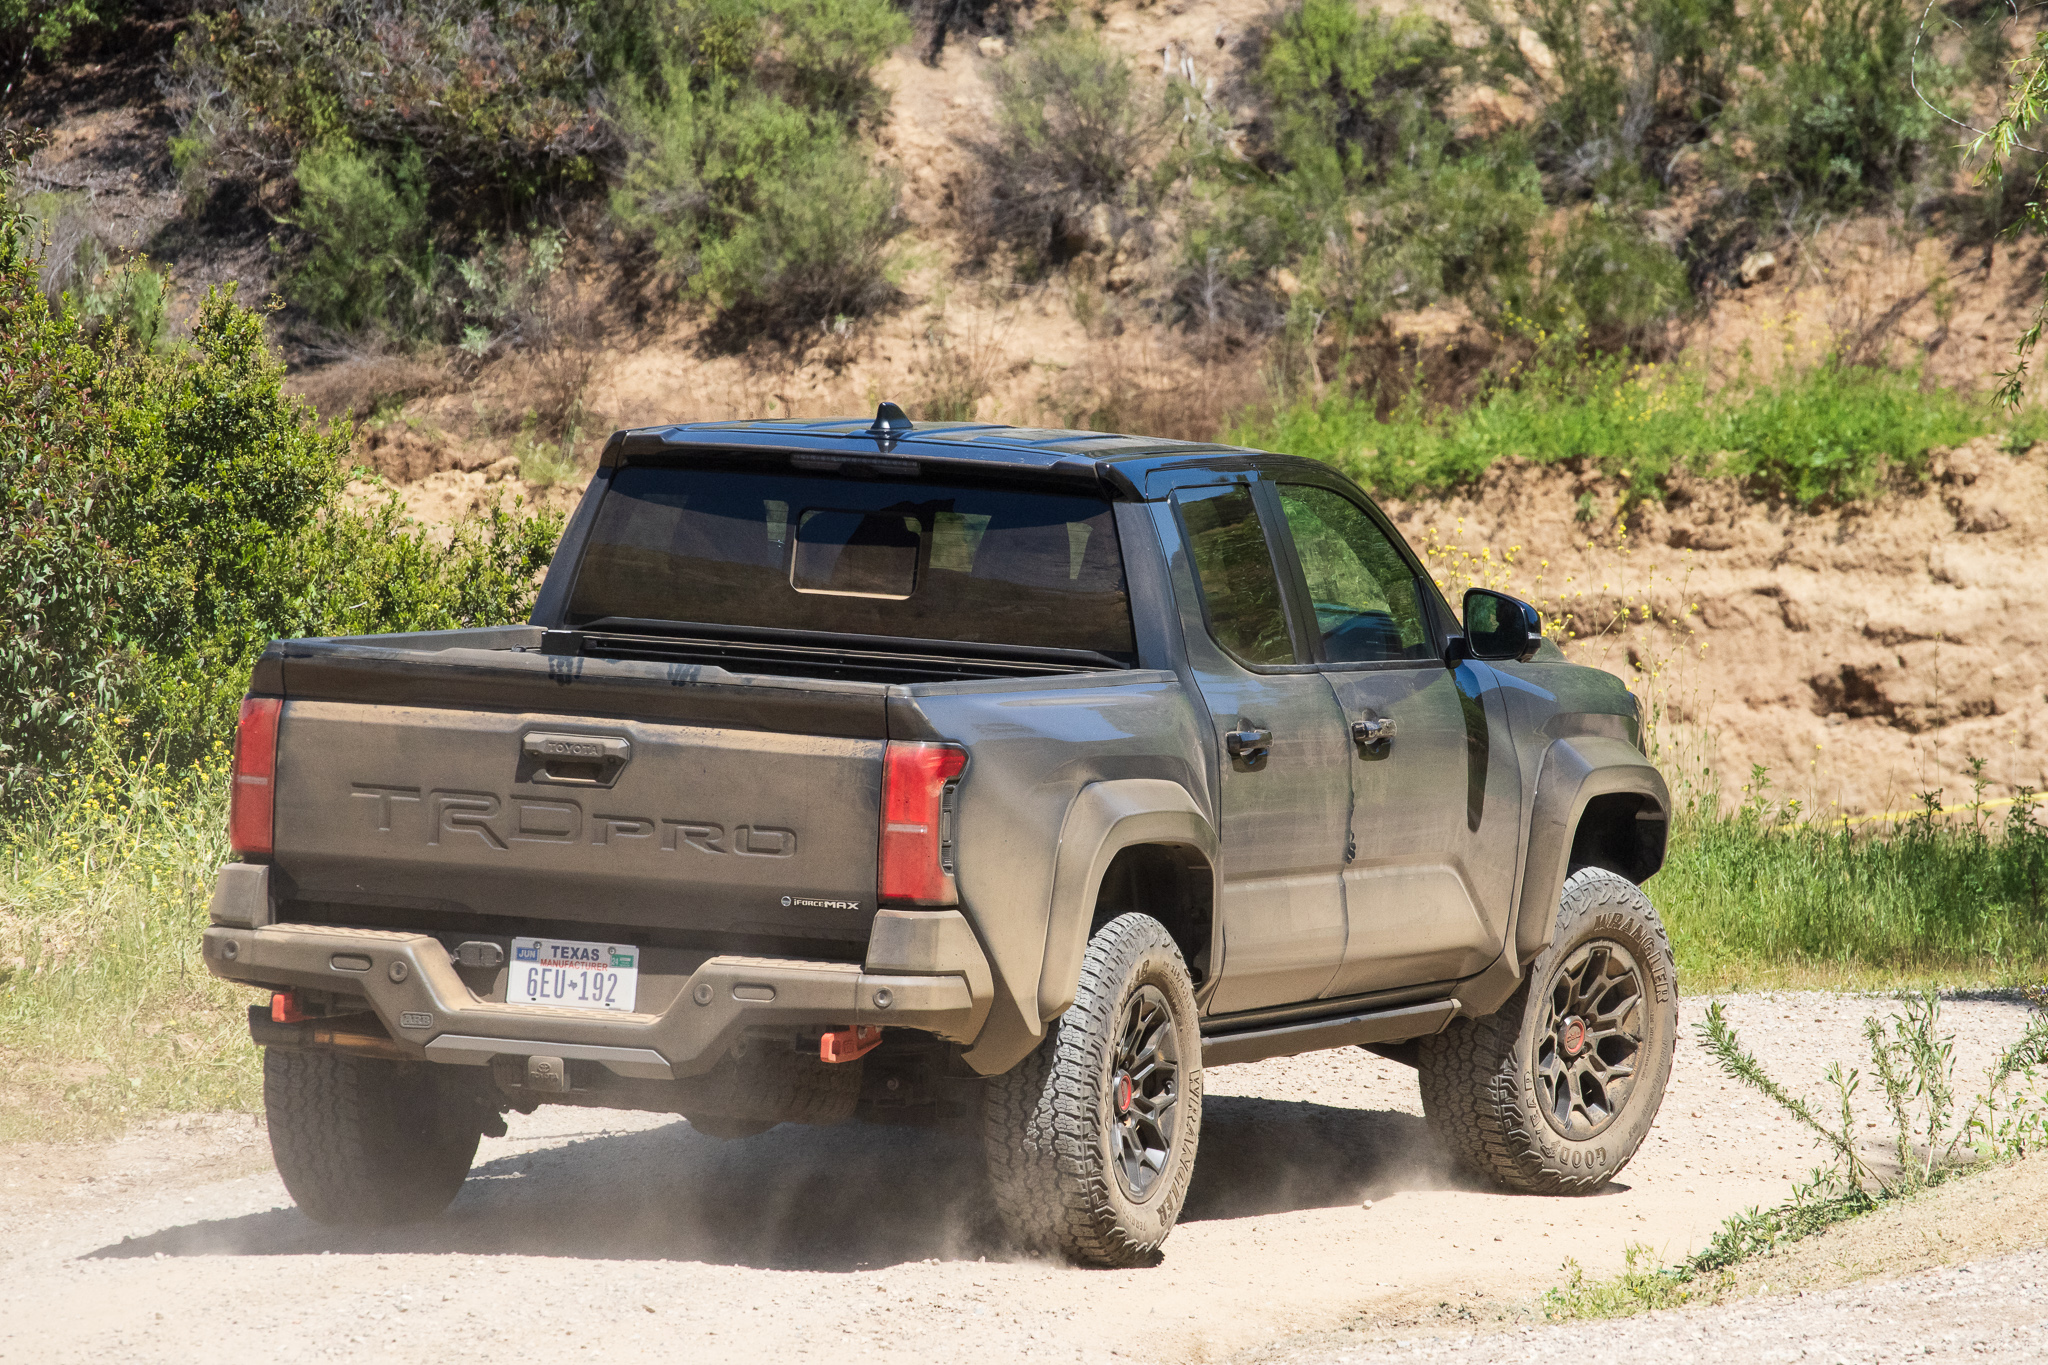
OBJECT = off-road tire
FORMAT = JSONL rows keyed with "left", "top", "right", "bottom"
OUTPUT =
{"left": 264, "top": 1048, "right": 488, "bottom": 1225}
{"left": 1417, "top": 867, "right": 1677, "bottom": 1194}
{"left": 982, "top": 913, "right": 1203, "bottom": 1267}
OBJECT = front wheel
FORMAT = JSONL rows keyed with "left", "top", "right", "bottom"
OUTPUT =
{"left": 981, "top": 913, "right": 1203, "bottom": 1266}
{"left": 1418, "top": 867, "right": 1678, "bottom": 1194}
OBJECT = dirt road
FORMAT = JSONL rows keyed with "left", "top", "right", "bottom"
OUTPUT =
{"left": 0, "top": 992, "right": 2036, "bottom": 1364}
{"left": 1255, "top": 1247, "right": 2048, "bottom": 1363}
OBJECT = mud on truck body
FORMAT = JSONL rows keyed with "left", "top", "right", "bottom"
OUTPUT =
{"left": 202, "top": 404, "right": 1675, "bottom": 1266}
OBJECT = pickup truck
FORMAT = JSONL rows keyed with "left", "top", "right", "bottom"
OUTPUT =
{"left": 202, "top": 404, "right": 1675, "bottom": 1267}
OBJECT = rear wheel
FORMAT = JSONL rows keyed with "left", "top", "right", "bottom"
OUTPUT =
{"left": 982, "top": 913, "right": 1203, "bottom": 1266}
{"left": 1417, "top": 867, "right": 1677, "bottom": 1194}
{"left": 264, "top": 1048, "right": 490, "bottom": 1225}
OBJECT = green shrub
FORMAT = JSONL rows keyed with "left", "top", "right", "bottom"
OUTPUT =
{"left": 1723, "top": 363, "right": 1985, "bottom": 503}
{"left": 0, "top": 184, "right": 130, "bottom": 804}
{"left": 1718, "top": 0, "right": 1956, "bottom": 208}
{"left": 75, "top": 258, "right": 171, "bottom": 350}
{"left": 694, "top": 137, "right": 900, "bottom": 333}
{"left": 169, "top": 0, "right": 910, "bottom": 342}
{"left": 1526, "top": 207, "right": 1691, "bottom": 346}
{"left": 0, "top": 0, "right": 128, "bottom": 60}
{"left": 1473, "top": 0, "right": 1738, "bottom": 196}
{"left": 1234, "top": 338, "right": 1713, "bottom": 497}
{"left": 1477, "top": 0, "right": 1962, "bottom": 210}
{"left": 137, "top": 496, "right": 563, "bottom": 751}
{"left": 974, "top": 27, "right": 1172, "bottom": 271}
{"left": 1256, "top": 0, "right": 1458, "bottom": 175}
{"left": 610, "top": 13, "right": 907, "bottom": 342}
{"left": 2002, "top": 403, "right": 2048, "bottom": 453}
{"left": 169, "top": 0, "right": 614, "bottom": 222}
{"left": 0, "top": 143, "right": 566, "bottom": 795}
{"left": 282, "top": 145, "right": 434, "bottom": 334}
{"left": 1183, "top": 0, "right": 1544, "bottom": 339}
{"left": 764, "top": 0, "right": 912, "bottom": 119}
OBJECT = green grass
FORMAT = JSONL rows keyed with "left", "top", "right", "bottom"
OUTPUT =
{"left": 1228, "top": 351, "right": 1991, "bottom": 506}
{"left": 0, "top": 754, "right": 259, "bottom": 1143}
{"left": 1657, "top": 801, "right": 2048, "bottom": 992}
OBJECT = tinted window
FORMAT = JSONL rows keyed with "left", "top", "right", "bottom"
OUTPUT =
{"left": 1277, "top": 484, "right": 1431, "bottom": 664}
{"left": 791, "top": 509, "right": 921, "bottom": 598}
{"left": 1176, "top": 484, "right": 1295, "bottom": 666}
{"left": 568, "top": 465, "right": 1136, "bottom": 660}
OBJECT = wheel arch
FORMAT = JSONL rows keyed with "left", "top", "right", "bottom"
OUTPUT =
{"left": 1085, "top": 843, "right": 1216, "bottom": 988}
{"left": 1513, "top": 736, "right": 1670, "bottom": 967}
{"left": 962, "top": 778, "right": 1217, "bottom": 1077}
{"left": 1038, "top": 780, "right": 1217, "bottom": 1024}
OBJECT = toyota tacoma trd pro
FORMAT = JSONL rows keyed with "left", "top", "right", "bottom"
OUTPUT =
{"left": 202, "top": 403, "right": 1676, "bottom": 1267}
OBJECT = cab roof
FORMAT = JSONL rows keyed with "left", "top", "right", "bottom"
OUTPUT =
{"left": 597, "top": 406, "right": 1332, "bottom": 500}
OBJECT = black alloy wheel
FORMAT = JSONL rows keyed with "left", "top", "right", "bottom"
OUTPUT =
{"left": 1109, "top": 984, "right": 1183, "bottom": 1200}
{"left": 1534, "top": 940, "right": 1647, "bottom": 1140}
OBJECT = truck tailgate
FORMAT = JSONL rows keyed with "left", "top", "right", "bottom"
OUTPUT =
{"left": 272, "top": 698, "right": 884, "bottom": 950}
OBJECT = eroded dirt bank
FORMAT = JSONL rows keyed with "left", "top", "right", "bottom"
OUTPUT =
{"left": 1380, "top": 438, "right": 2048, "bottom": 816}
{"left": 0, "top": 993, "right": 2035, "bottom": 1364}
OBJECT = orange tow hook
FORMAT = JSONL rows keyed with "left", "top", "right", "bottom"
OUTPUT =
{"left": 270, "top": 991, "right": 309, "bottom": 1025}
{"left": 820, "top": 1025, "right": 883, "bottom": 1064}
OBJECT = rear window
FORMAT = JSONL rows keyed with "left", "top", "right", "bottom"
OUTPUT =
{"left": 566, "top": 464, "right": 1138, "bottom": 662}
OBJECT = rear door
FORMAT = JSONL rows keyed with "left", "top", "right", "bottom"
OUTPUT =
{"left": 1269, "top": 480, "right": 1522, "bottom": 994}
{"left": 1166, "top": 481, "right": 1352, "bottom": 1013}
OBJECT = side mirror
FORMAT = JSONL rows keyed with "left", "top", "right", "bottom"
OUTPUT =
{"left": 1461, "top": 588, "right": 1542, "bottom": 663}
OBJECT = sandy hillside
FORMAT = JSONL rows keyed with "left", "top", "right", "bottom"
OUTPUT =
{"left": 15, "top": 0, "right": 2048, "bottom": 818}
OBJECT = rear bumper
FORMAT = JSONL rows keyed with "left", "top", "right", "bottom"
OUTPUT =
{"left": 202, "top": 901, "right": 993, "bottom": 1081}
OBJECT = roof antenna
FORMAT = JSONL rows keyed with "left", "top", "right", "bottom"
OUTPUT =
{"left": 867, "top": 400, "right": 913, "bottom": 449}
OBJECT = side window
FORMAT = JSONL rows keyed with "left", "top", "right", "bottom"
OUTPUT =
{"left": 1276, "top": 484, "right": 1432, "bottom": 664}
{"left": 1175, "top": 484, "right": 1296, "bottom": 667}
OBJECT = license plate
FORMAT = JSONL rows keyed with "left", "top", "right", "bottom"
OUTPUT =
{"left": 506, "top": 937, "right": 640, "bottom": 1012}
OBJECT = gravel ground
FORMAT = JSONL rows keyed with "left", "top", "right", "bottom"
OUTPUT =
{"left": 0, "top": 991, "right": 2038, "bottom": 1364}
{"left": 1266, "top": 1249, "right": 2048, "bottom": 1363}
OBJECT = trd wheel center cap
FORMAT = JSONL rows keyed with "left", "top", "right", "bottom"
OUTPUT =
{"left": 1113, "top": 1072, "right": 1134, "bottom": 1115}
{"left": 1560, "top": 1016, "right": 1588, "bottom": 1057}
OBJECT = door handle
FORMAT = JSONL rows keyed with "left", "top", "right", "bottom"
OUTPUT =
{"left": 1350, "top": 716, "right": 1397, "bottom": 751}
{"left": 522, "top": 732, "right": 632, "bottom": 786}
{"left": 1225, "top": 728, "right": 1273, "bottom": 761}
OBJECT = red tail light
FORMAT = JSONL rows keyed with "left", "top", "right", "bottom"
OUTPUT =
{"left": 229, "top": 697, "right": 281, "bottom": 859}
{"left": 878, "top": 741, "right": 967, "bottom": 906}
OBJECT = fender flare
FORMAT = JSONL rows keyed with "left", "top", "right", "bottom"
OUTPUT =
{"left": 1514, "top": 735, "right": 1671, "bottom": 963}
{"left": 1454, "top": 736, "right": 1670, "bottom": 1020}
{"left": 960, "top": 778, "right": 1217, "bottom": 1076}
